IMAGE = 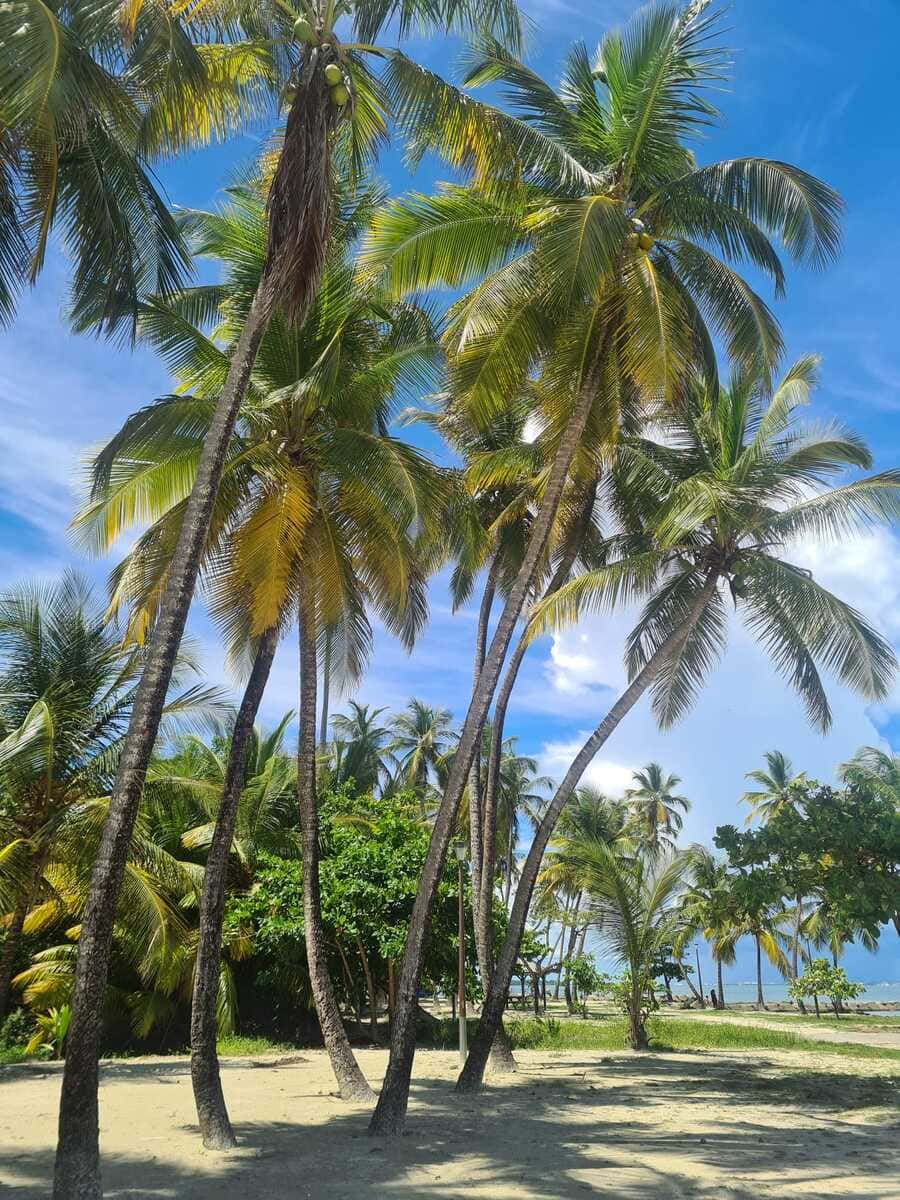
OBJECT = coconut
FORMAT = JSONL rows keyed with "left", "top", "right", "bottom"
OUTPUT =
{"left": 330, "top": 82, "right": 350, "bottom": 107}
{"left": 638, "top": 232, "right": 655, "bottom": 250}
{"left": 324, "top": 63, "right": 343, "bottom": 86}
{"left": 293, "top": 17, "right": 316, "bottom": 43}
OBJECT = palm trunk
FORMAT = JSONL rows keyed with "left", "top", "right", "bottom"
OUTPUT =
{"left": 0, "top": 893, "right": 28, "bottom": 1020}
{"left": 297, "top": 580, "right": 373, "bottom": 1101}
{"left": 457, "top": 571, "right": 719, "bottom": 1093}
{"left": 716, "top": 957, "right": 725, "bottom": 1009}
{"left": 319, "top": 627, "right": 331, "bottom": 749}
{"left": 368, "top": 370, "right": 603, "bottom": 1137}
{"left": 191, "top": 626, "right": 278, "bottom": 1150}
{"left": 476, "top": 481, "right": 596, "bottom": 982}
{"left": 695, "top": 946, "right": 705, "bottom": 1007}
{"left": 755, "top": 934, "right": 765, "bottom": 1010}
{"left": 54, "top": 272, "right": 279, "bottom": 1200}
{"left": 469, "top": 555, "right": 499, "bottom": 962}
{"left": 791, "top": 896, "right": 806, "bottom": 1013}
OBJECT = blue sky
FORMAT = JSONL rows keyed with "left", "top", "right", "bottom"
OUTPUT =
{"left": 2, "top": 0, "right": 899, "bottom": 985}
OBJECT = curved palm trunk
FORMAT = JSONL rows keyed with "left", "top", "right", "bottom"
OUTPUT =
{"left": 54, "top": 54, "right": 336, "bottom": 1197}
{"left": 54, "top": 277, "right": 276, "bottom": 1200}
{"left": 368, "top": 371, "right": 601, "bottom": 1137}
{"left": 457, "top": 572, "right": 719, "bottom": 1093}
{"left": 694, "top": 946, "right": 706, "bottom": 1007}
{"left": 191, "top": 626, "right": 278, "bottom": 1150}
{"left": 298, "top": 579, "right": 373, "bottom": 1101}
{"left": 477, "top": 481, "right": 596, "bottom": 971}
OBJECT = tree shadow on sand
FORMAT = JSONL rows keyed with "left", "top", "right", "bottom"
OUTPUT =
{"left": 4, "top": 1053, "right": 898, "bottom": 1199}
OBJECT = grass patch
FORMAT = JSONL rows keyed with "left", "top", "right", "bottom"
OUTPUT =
{"left": 216, "top": 1035, "right": 297, "bottom": 1057}
{"left": 471, "top": 1016, "right": 900, "bottom": 1061}
{"left": 675, "top": 1009, "right": 900, "bottom": 1033}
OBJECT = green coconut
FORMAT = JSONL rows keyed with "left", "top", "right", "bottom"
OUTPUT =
{"left": 638, "top": 232, "right": 655, "bottom": 250}
{"left": 330, "top": 82, "right": 350, "bottom": 107}
{"left": 293, "top": 17, "right": 316, "bottom": 43}
{"left": 324, "top": 63, "right": 343, "bottom": 86}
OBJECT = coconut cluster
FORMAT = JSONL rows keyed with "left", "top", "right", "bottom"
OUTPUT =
{"left": 293, "top": 19, "right": 350, "bottom": 106}
{"left": 627, "top": 216, "right": 655, "bottom": 252}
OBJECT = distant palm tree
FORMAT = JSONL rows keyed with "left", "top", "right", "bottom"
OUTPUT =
{"left": 625, "top": 764, "right": 690, "bottom": 856}
{"left": 741, "top": 751, "right": 808, "bottom": 824}
{"left": 679, "top": 848, "right": 738, "bottom": 1008}
{"left": 388, "top": 701, "right": 455, "bottom": 815}
{"left": 331, "top": 703, "right": 392, "bottom": 795}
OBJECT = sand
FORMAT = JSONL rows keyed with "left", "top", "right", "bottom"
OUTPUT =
{"left": 2, "top": 1047, "right": 898, "bottom": 1198}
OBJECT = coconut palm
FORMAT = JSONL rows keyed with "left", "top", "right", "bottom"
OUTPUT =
{"left": 146, "top": 714, "right": 299, "bottom": 879}
{"left": 55, "top": 2, "right": 524, "bottom": 1182}
{"left": 838, "top": 746, "right": 900, "bottom": 803}
{"left": 73, "top": 182, "right": 442, "bottom": 1138}
{"left": 569, "top": 837, "right": 696, "bottom": 1047}
{"left": 741, "top": 750, "right": 808, "bottom": 824}
{"left": 539, "top": 789, "right": 629, "bottom": 1007}
{"left": 330, "top": 703, "right": 394, "bottom": 796}
{"left": 678, "top": 848, "right": 738, "bottom": 1008}
{"left": 458, "top": 354, "right": 900, "bottom": 1091}
{"left": 0, "top": 1, "right": 269, "bottom": 331}
{"left": 387, "top": 700, "right": 455, "bottom": 815}
{"left": 364, "top": 2, "right": 845, "bottom": 1132}
{"left": 0, "top": 573, "right": 224, "bottom": 1019}
{"left": 625, "top": 763, "right": 690, "bottom": 856}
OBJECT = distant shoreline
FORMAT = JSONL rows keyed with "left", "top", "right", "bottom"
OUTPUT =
{"left": 666, "top": 997, "right": 900, "bottom": 1013}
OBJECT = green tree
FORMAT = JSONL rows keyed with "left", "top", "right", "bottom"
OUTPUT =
{"left": 364, "top": 1, "right": 844, "bottom": 1131}
{"left": 625, "top": 763, "right": 689, "bottom": 857}
{"left": 741, "top": 750, "right": 808, "bottom": 824}
{"left": 459, "top": 353, "right": 900, "bottom": 1090}
{"left": 0, "top": 2, "right": 265, "bottom": 330}
{"left": 388, "top": 700, "right": 455, "bottom": 816}
{"left": 789, "top": 958, "right": 864, "bottom": 1018}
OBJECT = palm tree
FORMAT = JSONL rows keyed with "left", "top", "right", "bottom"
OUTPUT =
{"left": 741, "top": 751, "right": 808, "bottom": 823}
{"left": 388, "top": 700, "right": 455, "bottom": 815}
{"left": 54, "top": 3, "right": 524, "bottom": 1184}
{"left": 570, "top": 837, "right": 696, "bottom": 1048}
{"left": 330, "top": 704, "right": 393, "bottom": 796}
{"left": 0, "top": 573, "right": 223, "bottom": 1019}
{"left": 679, "top": 848, "right": 738, "bottom": 1008}
{"left": 365, "top": 2, "right": 844, "bottom": 1133}
{"left": 0, "top": 2, "right": 262, "bottom": 331}
{"left": 740, "top": 750, "right": 811, "bottom": 999}
{"left": 625, "top": 763, "right": 690, "bottom": 856}
{"left": 73, "top": 183, "right": 441, "bottom": 1137}
{"left": 539, "top": 789, "right": 629, "bottom": 1008}
{"left": 457, "top": 354, "right": 900, "bottom": 1091}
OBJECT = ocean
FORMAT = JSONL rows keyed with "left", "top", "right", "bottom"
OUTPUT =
{"left": 680, "top": 979, "right": 900, "bottom": 1007}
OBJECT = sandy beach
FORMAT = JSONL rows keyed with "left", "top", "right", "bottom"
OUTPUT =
{"left": 2, "top": 1047, "right": 898, "bottom": 1198}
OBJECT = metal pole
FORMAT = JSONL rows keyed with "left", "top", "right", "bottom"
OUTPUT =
{"left": 458, "top": 857, "right": 467, "bottom": 1069}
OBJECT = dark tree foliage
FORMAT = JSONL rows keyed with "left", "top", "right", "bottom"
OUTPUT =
{"left": 715, "top": 783, "right": 900, "bottom": 940}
